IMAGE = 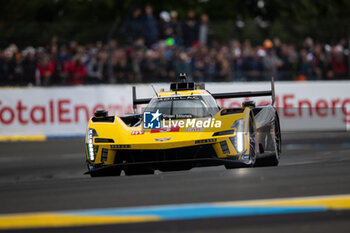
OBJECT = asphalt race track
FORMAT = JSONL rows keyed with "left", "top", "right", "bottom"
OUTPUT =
{"left": 1, "top": 132, "right": 350, "bottom": 232}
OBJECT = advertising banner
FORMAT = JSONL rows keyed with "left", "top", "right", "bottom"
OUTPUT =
{"left": 0, "top": 81, "right": 349, "bottom": 138}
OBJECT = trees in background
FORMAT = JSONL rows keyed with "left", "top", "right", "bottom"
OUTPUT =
{"left": 0, "top": 0, "right": 349, "bottom": 47}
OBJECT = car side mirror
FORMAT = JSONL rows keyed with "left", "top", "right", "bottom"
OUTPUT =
{"left": 94, "top": 110, "right": 108, "bottom": 117}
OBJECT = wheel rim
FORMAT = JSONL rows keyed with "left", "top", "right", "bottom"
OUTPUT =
{"left": 249, "top": 132, "right": 256, "bottom": 165}
{"left": 274, "top": 115, "right": 281, "bottom": 160}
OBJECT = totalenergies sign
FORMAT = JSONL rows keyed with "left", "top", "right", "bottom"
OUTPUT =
{"left": 0, "top": 81, "right": 349, "bottom": 137}
{"left": 0, "top": 99, "right": 133, "bottom": 125}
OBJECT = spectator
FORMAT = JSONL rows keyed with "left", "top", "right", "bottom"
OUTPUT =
{"left": 123, "top": 7, "right": 143, "bottom": 43}
{"left": 1, "top": 26, "right": 350, "bottom": 86}
{"left": 69, "top": 41, "right": 78, "bottom": 56}
{"left": 205, "top": 49, "right": 218, "bottom": 82}
{"left": 304, "top": 37, "right": 314, "bottom": 54}
{"left": 116, "top": 51, "right": 134, "bottom": 83}
{"left": 230, "top": 40, "right": 243, "bottom": 81}
{"left": 327, "top": 45, "right": 347, "bottom": 79}
{"left": 298, "top": 49, "right": 313, "bottom": 80}
{"left": 22, "top": 47, "right": 36, "bottom": 85}
{"left": 165, "top": 48, "right": 179, "bottom": 82}
{"left": 288, "top": 44, "right": 299, "bottom": 79}
{"left": 311, "top": 44, "right": 326, "bottom": 80}
{"left": 183, "top": 10, "right": 199, "bottom": 47}
{"left": 192, "top": 46, "right": 207, "bottom": 82}
{"left": 273, "top": 38, "right": 282, "bottom": 58}
{"left": 169, "top": 11, "right": 183, "bottom": 45}
{"left": 130, "top": 38, "right": 146, "bottom": 82}
{"left": 2, "top": 45, "right": 18, "bottom": 85}
{"left": 216, "top": 53, "right": 231, "bottom": 81}
{"left": 198, "top": 14, "right": 210, "bottom": 46}
{"left": 175, "top": 52, "right": 192, "bottom": 77}
{"left": 263, "top": 48, "right": 283, "bottom": 80}
{"left": 86, "top": 51, "right": 104, "bottom": 84}
{"left": 241, "top": 48, "right": 264, "bottom": 81}
{"left": 8, "top": 52, "right": 24, "bottom": 85}
{"left": 68, "top": 56, "right": 87, "bottom": 85}
{"left": 277, "top": 44, "right": 292, "bottom": 80}
{"left": 57, "top": 45, "right": 72, "bottom": 63}
{"left": 36, "top": 54, "right": 54, "bottom": 86}
{"left": 141, "top": 49, "right": 159, "bottom": 82}
{"left": 142, "top": 5, "right": 159, "bottom": 47}
{"left": 0, "top": 49, "right": 9, "bottom": 85}
{"left": 56, "top": 45, "right": 72, "bottom": 85}
{"left": 159, "top": 11, "right": 171, "bottom": 40}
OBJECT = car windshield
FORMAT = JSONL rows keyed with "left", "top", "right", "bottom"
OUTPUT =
{"left": 144, "top": 95, "right": 219, "bottom": 119}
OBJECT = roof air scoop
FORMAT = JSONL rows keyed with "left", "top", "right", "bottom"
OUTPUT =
{"left": 179, "top": 73, "right": 187, "bottom": 83}
{"left": 170, "top": 73, "right": 195, "bottom": 91}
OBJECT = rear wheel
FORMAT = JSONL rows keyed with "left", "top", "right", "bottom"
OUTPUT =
{"left": 255, "top": 113, "right": 281, "bottom": 167}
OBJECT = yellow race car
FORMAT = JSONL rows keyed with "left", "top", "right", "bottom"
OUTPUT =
{"left": 85, "top": 74, "right": 281, "bottom": 176}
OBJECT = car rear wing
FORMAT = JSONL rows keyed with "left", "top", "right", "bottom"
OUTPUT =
{"left": 211, "top": 78, "right": 276, "bottom": 106}
{"left": 132, "top": 86, "right": 151, "bottom": 113}
{"left": 132, "top": 78, "right": 276, "bottom": 113}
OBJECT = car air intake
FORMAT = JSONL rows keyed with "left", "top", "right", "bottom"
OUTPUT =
{"left": 94, "top": 138, "right": 115, "bottom": 143}
{"left": 220, "top": 140, "right": 230, "bottom": 154}
{"left": 92, "top": 116, "right": 115, "bottom": 123}
{"left": 101, "top": 149, "right": 108, "bottom": 162}
{"left": 170, "top": 82, "right": 195, "bottom": 91}
{"left": 115, "top": 144, "right": 217, "bottom": 164}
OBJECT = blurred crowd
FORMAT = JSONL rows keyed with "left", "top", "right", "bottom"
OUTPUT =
{"left": 0, "top": 5, "right": 349, "bottom": 86}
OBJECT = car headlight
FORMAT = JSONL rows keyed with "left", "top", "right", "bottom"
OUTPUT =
{"left": 86, "top": 128, "right": 98, "bottom": 161}
{"left": 212, "top": 130, "right": 235, "bottom": 137}
{"left": 230, "top": 119, "right": 245, "bottom": 153}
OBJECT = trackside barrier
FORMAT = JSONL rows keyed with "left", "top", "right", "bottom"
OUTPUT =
{"left": 0, "top": 81, "right": 349, "bottom": 139}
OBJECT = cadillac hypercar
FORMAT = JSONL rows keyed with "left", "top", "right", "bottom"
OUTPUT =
{"left": 85, "top": 74, "right": 281, "bottom": 176}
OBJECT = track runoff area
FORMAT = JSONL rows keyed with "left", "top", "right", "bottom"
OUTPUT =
{"left": 1, "top": 194, "right": 350, "bottom": 230}
{"left": 0, "top": 132, "right": 350, "bottom": 232}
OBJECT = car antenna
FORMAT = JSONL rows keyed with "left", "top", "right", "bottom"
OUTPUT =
{"left": 151, "top": 85, "right": 158, "bottom": 97}
{"left": 179, "top": 73, "right": 187, "bottom": 82}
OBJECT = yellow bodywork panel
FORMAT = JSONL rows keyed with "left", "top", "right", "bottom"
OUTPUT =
{"left": 86, "top": 91, "right": 253, "bottom": 165}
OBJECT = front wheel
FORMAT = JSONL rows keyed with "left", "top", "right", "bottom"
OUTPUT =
{"left": 226, "top": 117, "right": 256, "bottom": 169}
{"left": 87, "top": 163, "right": 121, "bottom": 177}
{"left": 255, "top": 113, "right": 281, "bottom": 167}
{"left": 124, "top": 167, "right": 154, "bottom": 176}
{"left": 225, "top": 134, "right": 256, "bottom": 169}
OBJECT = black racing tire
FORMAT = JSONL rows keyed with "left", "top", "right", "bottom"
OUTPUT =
{"left": 124, "top": 167, "right": 154, "bottom": 176}
{"left": 159, "top": 166, "right": 193, "bottom": 172}
{"left": 90, "top": 169, "right": 122, "bottom": 177}
{"left": 225, "top": 134, "right": 255, "bottom": 169}
{"left": 255, "top": 113, "right": 281, "bottom": 167}
{"left": 224, "top": 163, "right": 246, "bottom": 169}
{"left": 249, "top": 130, "right": 257, "bottom": 166}
{"left": 87, "top": 163, "right": 121, "bottom": 177}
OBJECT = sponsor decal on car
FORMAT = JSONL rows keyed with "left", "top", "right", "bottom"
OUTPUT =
{"left": 131, "top": 130, "right": 145, "bottom": 135}
{"left": 143, "top": 110, "right": 161, "bottom": 129}
{"left": 143, "top": 109, "right": 222, "bottom": 131}
{"left": 151, "top": 126, "right": 180, "bottom": 133}
{"left": 162, "top": 118, "right": 221, "bottom": 128}
{"left": 154, "top": 137, "right": 172, "bottom": 142}
{"left": 185, "top": 127, "right": 202, "bottom": 132}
